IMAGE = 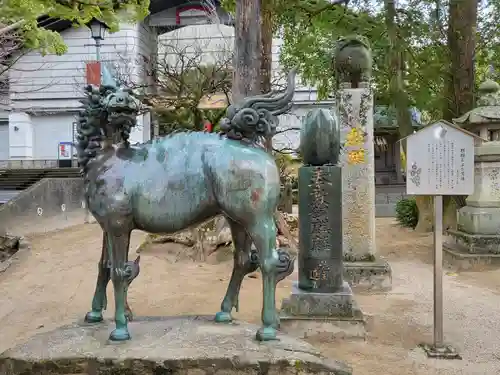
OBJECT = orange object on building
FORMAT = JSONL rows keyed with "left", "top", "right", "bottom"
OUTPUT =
{"left": 86, "top": 61, "right": 101, "bottom": 85}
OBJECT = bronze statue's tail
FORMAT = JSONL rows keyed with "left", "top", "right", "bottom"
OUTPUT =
{"left": 219, "top": 69, "right": 297, "bottom": 147}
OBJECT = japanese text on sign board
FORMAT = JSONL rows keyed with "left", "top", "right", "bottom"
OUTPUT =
{"left": 427, "top": 140, "right": 466, "bottom": 191}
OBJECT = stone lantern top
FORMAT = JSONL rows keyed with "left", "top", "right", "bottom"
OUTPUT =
{"left": 453, "top": 78, "right": 500, "bottom": 125}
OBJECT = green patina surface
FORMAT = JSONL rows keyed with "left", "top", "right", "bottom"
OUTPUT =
{"left": 298, "top": 166, "right": 343, "bottom": 293}
{"left": 298, "top": 108, "right": 344, "bottom": 293}
{"left": 76, "top": 70, "right": 298, "bottom": 343}
{"left": 300, "top": 108, "right": 340, "bottom": 166}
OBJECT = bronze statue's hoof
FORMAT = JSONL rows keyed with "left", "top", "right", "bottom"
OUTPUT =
{"left": 109, "top": 327, "right": 131, "bottom": 341}
{"left": 214, "top": 311, "right": 232, "bottom": 323}
{"left": 256, "top": 326, "right": 278, "bottom": 341}
{"left": 84, "top": 311, "right": 103, "bottom": 323}
{"left": 276, "top": 249, "right": 295, "bottom": 283}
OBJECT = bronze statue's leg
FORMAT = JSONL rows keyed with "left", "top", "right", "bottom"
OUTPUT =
{"left": 124, "top": 249, "right": 132, "bottom": 321}
{"left": 249, "top": 216, "right": 280, "bottom": 341}
{"left": 108, "top": 231, "right": 132, "bottom": 341}
{"left": 124, "top": 255, "right": 141, "bottom": 321}
{"left": 84, "top": 232, "right": 110, "bottom": 323}
{"left": 215, "top": 219, "right": 258, "bottom": 323}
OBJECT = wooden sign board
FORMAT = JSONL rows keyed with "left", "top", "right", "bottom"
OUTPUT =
{"left": 405, "top": 120, "right": 476, "bottom": 196}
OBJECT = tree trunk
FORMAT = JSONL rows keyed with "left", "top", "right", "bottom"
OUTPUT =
{"left": 232, "top": 0, "right": 261, "bottom": 103}
{"left": 386, "top": 0, "right": 434, "bottom": 231}
{"left": 260, "top": 1, "right": 273, "bottom": 94}
{"left": 443, "top": 0, "right": 478, "bottom": 121}
{"left": 260, "top": 1, "right": 273, "bottom": 152}
{"left": 414, "top": 196, "right": 434, "bottom": 232}
{"left": 442, "top": 0, "right": 478, "bottom": 228}
{"left": 213, "top": 0, "right": 262, "bottom": 242}
{"left": 384, "top": 0, "right": 414, "bottom": 144}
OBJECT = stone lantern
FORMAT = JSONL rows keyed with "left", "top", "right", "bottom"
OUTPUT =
{"left": 444, "top": 79, "right": 500, "bottom": 269}
{"left": 453, "top": 78, "right": 500, "bottom": 141}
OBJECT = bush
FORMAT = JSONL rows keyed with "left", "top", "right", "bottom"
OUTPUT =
{"left": 395, "top": 198, "right": 419, "bottom": 229}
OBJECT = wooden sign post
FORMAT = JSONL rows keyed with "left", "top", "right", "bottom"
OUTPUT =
{"left": 404, "top": 120, "right": 477, "bottom": 359}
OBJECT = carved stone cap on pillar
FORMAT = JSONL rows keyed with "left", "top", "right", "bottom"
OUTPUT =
{"left": 333, "top": 35, "right": 372, "bottom": 89}
{"left": 453, "top": 78, "right": 500, "bottom": 132}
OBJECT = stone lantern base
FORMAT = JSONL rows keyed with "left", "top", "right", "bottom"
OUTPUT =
{"left": 444, "top": 142, "right": 500, "bottom": 270}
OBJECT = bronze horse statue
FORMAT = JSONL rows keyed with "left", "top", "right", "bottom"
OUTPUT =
{"left": 76, "top": 70, "right": 296, "bottom": 342}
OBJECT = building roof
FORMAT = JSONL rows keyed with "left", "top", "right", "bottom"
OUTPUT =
{"left": 39, "top": 1, "right": 222, "bottom": 33}
{"left": 37, "top": 15, "right": 73, "bottom": 33}
{"left": 373, "top": 105, "right": 423, "bottom": 131}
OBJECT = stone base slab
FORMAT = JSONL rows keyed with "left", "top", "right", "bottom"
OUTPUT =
{"left": 280, "top": 282, "right": 366, "bottom": 340}
{"left": 0, "top": 316, "right": 352, "bottom": 375}
{"left": 444, "top": 242, "right": 500, "bottom": 271}
{"left": 343, "top": 259, "right": 392, "bottom": 291}
{"left": 279, "top": 317, "right": 366, "bottom": 341}
{"left": 446, "top": 229, "right": 500, "bottom": 254}
{"left": 418, "top": 343, "right": 462, "bottom": 360}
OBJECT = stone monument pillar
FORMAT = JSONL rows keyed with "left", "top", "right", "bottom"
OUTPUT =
{"left": 335, "top": 35, "right": 392, "bottom": 291}
{"left": 444, "top": 141, "right": 500, "bottom": 269}
{"left": 280, "top": 109, "right": 365, "bottom": 340}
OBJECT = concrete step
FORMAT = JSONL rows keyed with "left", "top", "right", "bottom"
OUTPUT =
{"left": 0, "top": 190, "right": 20, "bottom": 204}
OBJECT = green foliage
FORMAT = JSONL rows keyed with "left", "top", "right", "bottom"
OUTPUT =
{"left": 221, "top": 0, "right": 499, "bottom": 120}
{"left": 0, "top": 0, "right": 150, "bottom": 56}
{"left": 155, "top": 108, "right": 226, "bottom": 135}
{"left": 395, "top": 198, "right": 419, "bottom": 229}
{"left": 150, "top": 59, "right": 231, "bottom": 135}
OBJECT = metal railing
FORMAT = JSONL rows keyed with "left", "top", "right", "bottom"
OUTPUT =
{"left": 0, "top": 159, "right": 79, "bottom": 169}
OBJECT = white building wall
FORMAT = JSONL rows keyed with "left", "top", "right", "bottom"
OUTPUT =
{"left": 5, "top": 21, "right": 157, "bottom": 160}
{"left": 158, "top": 24, "right": 323, "bottom": 154}
{"left": 0, "top": 121, "right": 9, "bottom": 160}
{"left": 33, "top": 113, "right": 76, "bottom": 159}
{"left": 5, "top": 12, "right": 324, "bottom": 160}
{"left": 158, "top": 24, "right": 316, "bottom": 93}
{"left": 11, "top": 27, "right": 121, "bottom": 104}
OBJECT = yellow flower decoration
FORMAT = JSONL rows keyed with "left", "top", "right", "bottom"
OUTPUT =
{"left": 345, "top": 127, "right": 364, "bottom": 146}
{"left": 347, "top": 149, "right": 365, "bottom": 164}
{"left": 344, "top": 127, "right": 366, "bottom": 164}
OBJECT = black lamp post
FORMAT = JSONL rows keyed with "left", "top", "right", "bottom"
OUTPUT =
{"left": 87, "top": 18, "right": 107, "bottom": 61}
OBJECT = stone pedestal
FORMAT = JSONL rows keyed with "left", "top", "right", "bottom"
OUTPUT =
{"left": 281, "top": 282, "right": 365, "bottom": 339}
{"left": 445, "top": 142, "right": 500, "bottom": 270}
{"left": 338, "top": 85, "right": 392, "bottom": 290}
{"left": 280, "top": 165, "right": 365, "bottom": 339}
{"left": 0, "top": 316, "right": 353, "bottom": 375}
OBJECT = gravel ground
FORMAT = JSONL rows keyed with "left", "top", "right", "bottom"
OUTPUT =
{"left": 0, "top": 217, "right": 499, "bottom": 375}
